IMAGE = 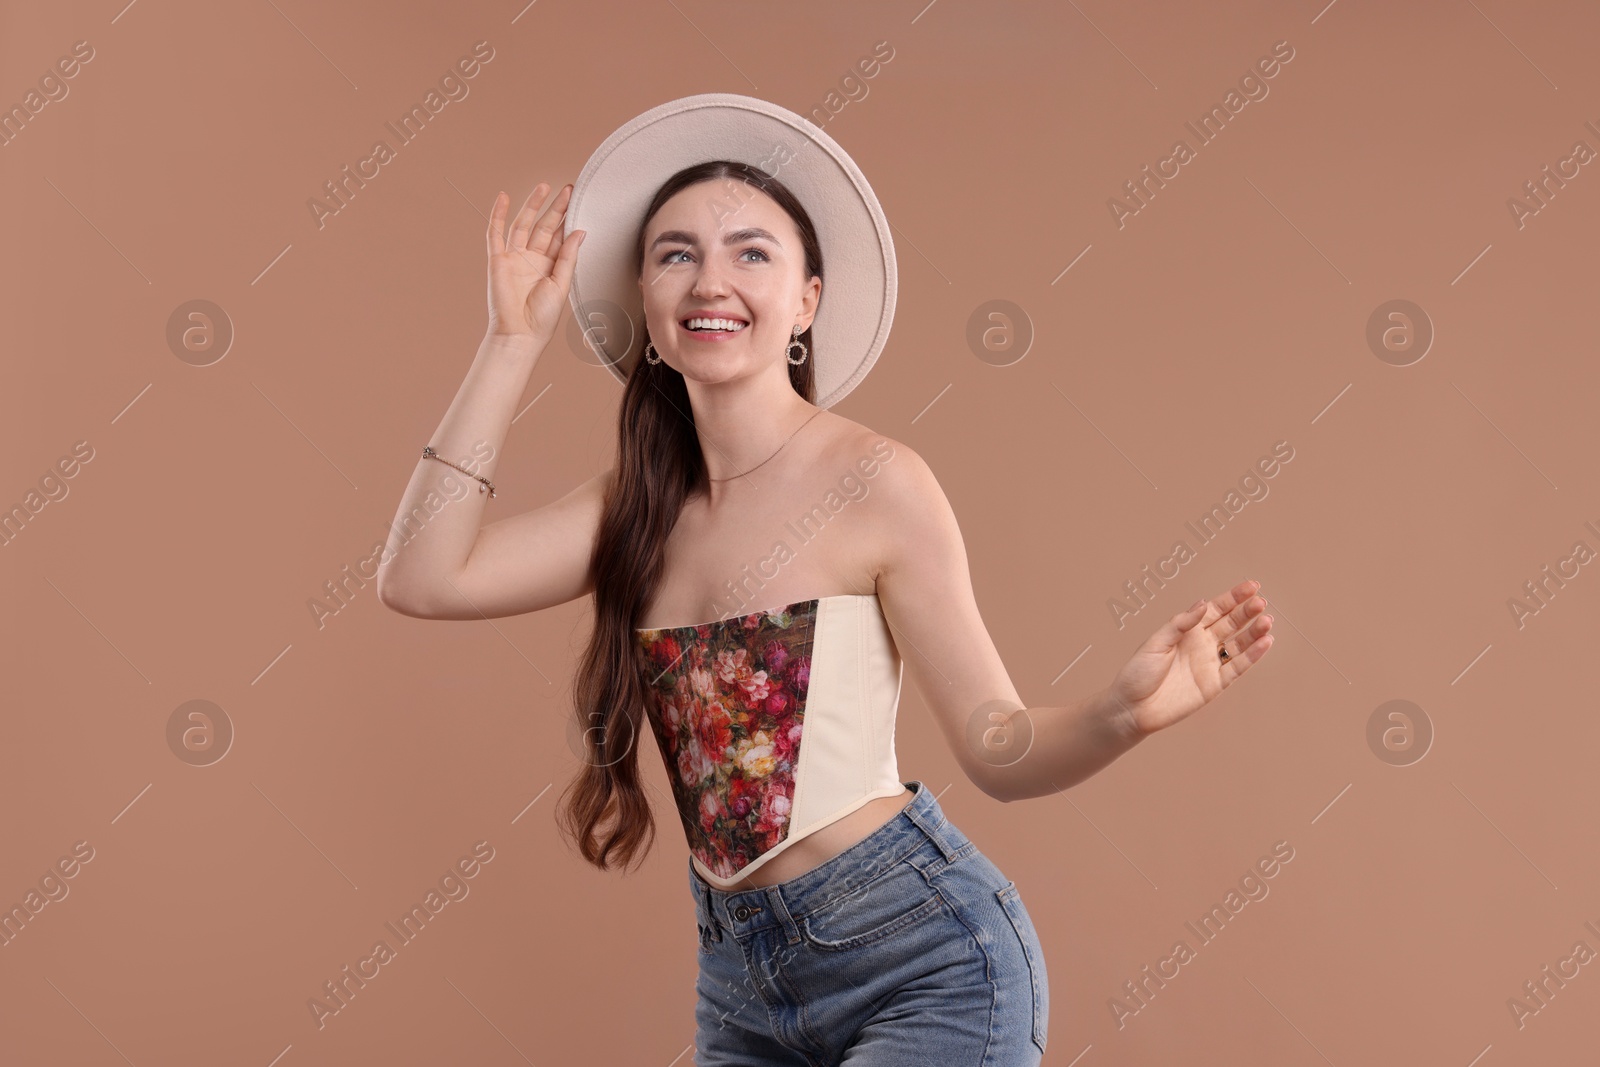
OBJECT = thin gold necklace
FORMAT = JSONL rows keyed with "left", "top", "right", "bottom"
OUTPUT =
{"left": 706, "top": 408, "right": 826, "bottom": 481}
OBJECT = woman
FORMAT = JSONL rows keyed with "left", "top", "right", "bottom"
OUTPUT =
{"left": 377, "top": 94, "right": 1273, "bottom": 1066}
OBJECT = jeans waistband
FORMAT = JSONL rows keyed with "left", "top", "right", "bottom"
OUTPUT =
{"left": 689, "top": 780, "right": 972, "bottom": 943}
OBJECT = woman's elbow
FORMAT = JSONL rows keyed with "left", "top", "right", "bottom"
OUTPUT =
{"left": 376, "top": 578, "right": 432, "bottom": 618}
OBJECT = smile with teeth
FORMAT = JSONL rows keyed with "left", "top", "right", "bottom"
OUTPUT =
{"left": 681, "top": 316, "right": 748, "bottom": 335}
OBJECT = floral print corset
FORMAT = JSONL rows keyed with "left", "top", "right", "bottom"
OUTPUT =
{"left": 636, "top": 600, "right": 818, "bottom": 882}
{"left": 635, "top": 593, "right": 907, "bottom": 887}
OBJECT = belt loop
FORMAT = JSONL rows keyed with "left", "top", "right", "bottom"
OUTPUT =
{"left": 764, "top": 886, "right": 803, "bottom": 946}
{"left": 901, "top": 781, "right": 962, "bottom": 863}
{"left": 700, "top": 881, "right": 723, "bottom": 940}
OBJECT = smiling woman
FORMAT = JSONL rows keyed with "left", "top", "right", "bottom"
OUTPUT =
{"left": 617, "top": 175, "right": 825, "bottom": 409}
{"left": 377, "top": 92, "right": 1053, "bottom": 1065}
{"left": 377, "top": 91, "right": 1274, "bottom": 1066}
{"left": 637, "top": 206, "right": 819, "bottom": 379}
{"left": 540, "top": 95, "right": 1069, "bottom": 1064}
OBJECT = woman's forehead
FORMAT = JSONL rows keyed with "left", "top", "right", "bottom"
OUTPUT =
{"left": 652, "top": 182, "right": 792, "bottom": 236}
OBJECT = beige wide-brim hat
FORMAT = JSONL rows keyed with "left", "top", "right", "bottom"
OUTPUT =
{"left": 563, "top": 92, "right": 897, "bottom": 409}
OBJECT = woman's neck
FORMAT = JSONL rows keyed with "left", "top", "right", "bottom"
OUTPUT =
{"left": 690, "top": 389, "right": 822, "bottom": 484}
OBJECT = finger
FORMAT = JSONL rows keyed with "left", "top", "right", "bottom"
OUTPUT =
{"left": 509, "top": 182, "right": 551, "bottom": 252}
{"left": 1209, "top": 592, "right": 1268, "bottom": 644}
{"left": 1176, "top": 597, "right": 1210, "bottom": 632}
{"left": 1220, "top": 628, "right": 1273, "bottom": 685}
{"left": 526, "top": 183, "right": 573, "bottom": 255}
{"left": 549, "top": 228, "right": 585, "bottom": 294}
{"left": 486, "top": 190, "right": 508, "bottom": 256}
{"left": 1213, "top": 579, "right": 1261, "bottom": 619}
{"left": 1218, "top": 612, "right": 1271, "bottom": 659}
{"left": 1145, "top": 599, "right": 1209, "bottom": 654}
{"left": 538, "top": 211, "right": 567, "bottom": 261}
{"left": 1209, "top": 585, "right": 1260, "bottom": 633}
{"left": 527, "top": 183, "right": 572, "bottom": 254}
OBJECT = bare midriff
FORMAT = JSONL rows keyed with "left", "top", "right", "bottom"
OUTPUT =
{"left": 709, "top": 786, "right": 918, "bottom": 891}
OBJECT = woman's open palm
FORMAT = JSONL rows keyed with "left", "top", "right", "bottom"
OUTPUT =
{"left": 1107, "top": 579, "right": 1275, "bottom": 738}
{"left": 485, "top": 182, "right": 585, "bottom": 344}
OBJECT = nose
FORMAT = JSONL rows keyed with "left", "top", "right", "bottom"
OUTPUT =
{"left": 690, "top": 257, "right": 731, "bottom": 300}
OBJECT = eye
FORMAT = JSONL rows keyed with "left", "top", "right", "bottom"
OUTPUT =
{"left": 740, "top": 248, "right": 770, "bottom": 262}
{"left": 660, "top": 249, "right": 691, "bottom": 264}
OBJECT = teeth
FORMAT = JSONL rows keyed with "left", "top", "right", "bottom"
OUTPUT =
{"left": 685, "top": 317, "right": 747, "bottom": 332}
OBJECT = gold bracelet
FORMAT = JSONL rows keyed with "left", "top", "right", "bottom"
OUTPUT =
{"left": 421, "top": 446, "right": 497, "bottom": 498}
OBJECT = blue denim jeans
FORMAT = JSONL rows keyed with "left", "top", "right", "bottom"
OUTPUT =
{"left": 688, "top": 779, "right": 1049, "bottom": 1066}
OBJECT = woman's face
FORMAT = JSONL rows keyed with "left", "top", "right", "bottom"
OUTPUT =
{"left": 637, "top": 179, "right": 820, "bottom": 387}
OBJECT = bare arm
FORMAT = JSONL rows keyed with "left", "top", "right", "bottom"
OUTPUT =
{"left": 376, "top": 182, "right": 597, "bottom": 620}
{"left": 374, "top": 335, "right": 615, "bottom": 620}
{"left": 870, "top": 441, "right": 1143, "bottom": 802}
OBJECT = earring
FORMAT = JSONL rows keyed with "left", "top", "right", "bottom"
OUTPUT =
{"left": 644, "top": 340, "right": 661, "bottom": 365}
{"left": 786, "top": 325, "right": 809, "bottom": 366}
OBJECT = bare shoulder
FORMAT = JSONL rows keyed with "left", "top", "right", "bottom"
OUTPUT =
{"left": 821, "top": 420, "right": 937, "bottom": 500}
{"left": 812, "top": 418, "right": 948, "bottom": 578}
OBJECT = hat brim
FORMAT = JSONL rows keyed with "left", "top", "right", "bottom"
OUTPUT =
{"left": 564, "top": 93, "right": 896, "bottom": 409}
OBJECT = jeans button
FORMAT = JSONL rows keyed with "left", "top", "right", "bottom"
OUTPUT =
{"left": 733, "top": 904, "right": 759, "bottom": 920}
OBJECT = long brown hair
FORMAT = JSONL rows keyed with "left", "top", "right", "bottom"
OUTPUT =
{"left": 554, "top": 160, "right": 826, "bottom": 874}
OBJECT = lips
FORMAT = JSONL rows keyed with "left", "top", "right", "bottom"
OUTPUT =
{"left": 679, "top": 314, "right": 749, "bottom": 342}
{"left": 679, "top": 319, "right": 746, "bottom": 341}
{"left": 681, "top": 313, "right": 747, "bottom": 326}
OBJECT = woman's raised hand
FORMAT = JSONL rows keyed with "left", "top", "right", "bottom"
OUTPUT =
{"left": 1105, "top": 579, "right": 1275, "bottom": 740}
{"left": 484, "top": 182, "right": 586, "bottom": 345}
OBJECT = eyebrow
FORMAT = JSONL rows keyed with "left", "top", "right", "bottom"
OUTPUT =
{"left": 649, "top": 227, "right": 782, "bottom": 250}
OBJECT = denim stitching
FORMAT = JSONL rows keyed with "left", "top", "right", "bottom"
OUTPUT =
{"left": 694, "top": 782, "right": 1011, "bottom": 1061}
{"left": 931, "top": 881, "right": 999, "bottom": 1067}
{"left": 798, "top": 893, "right": 947, "bottom": 952}
{"left": 996, "top": 882, "right": 1048, "bottom": 1054}
{"left": 764, "top": 931, "right": 829, "bottom": 1064}
{"left": 797, "top": 838, "right": 933, "bottom": 921}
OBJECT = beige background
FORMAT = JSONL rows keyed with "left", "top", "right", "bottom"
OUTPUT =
{"left": 4, "top": 0, "right": 1598, "bottom": 1063}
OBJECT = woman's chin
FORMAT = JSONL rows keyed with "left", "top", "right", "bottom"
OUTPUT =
{"left": 673, "top": 360, "right": 757, "bottom": 387}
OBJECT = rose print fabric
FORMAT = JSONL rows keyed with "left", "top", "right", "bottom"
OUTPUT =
{"left": 637, "top": 600, "right": 819, "bottom": 881}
